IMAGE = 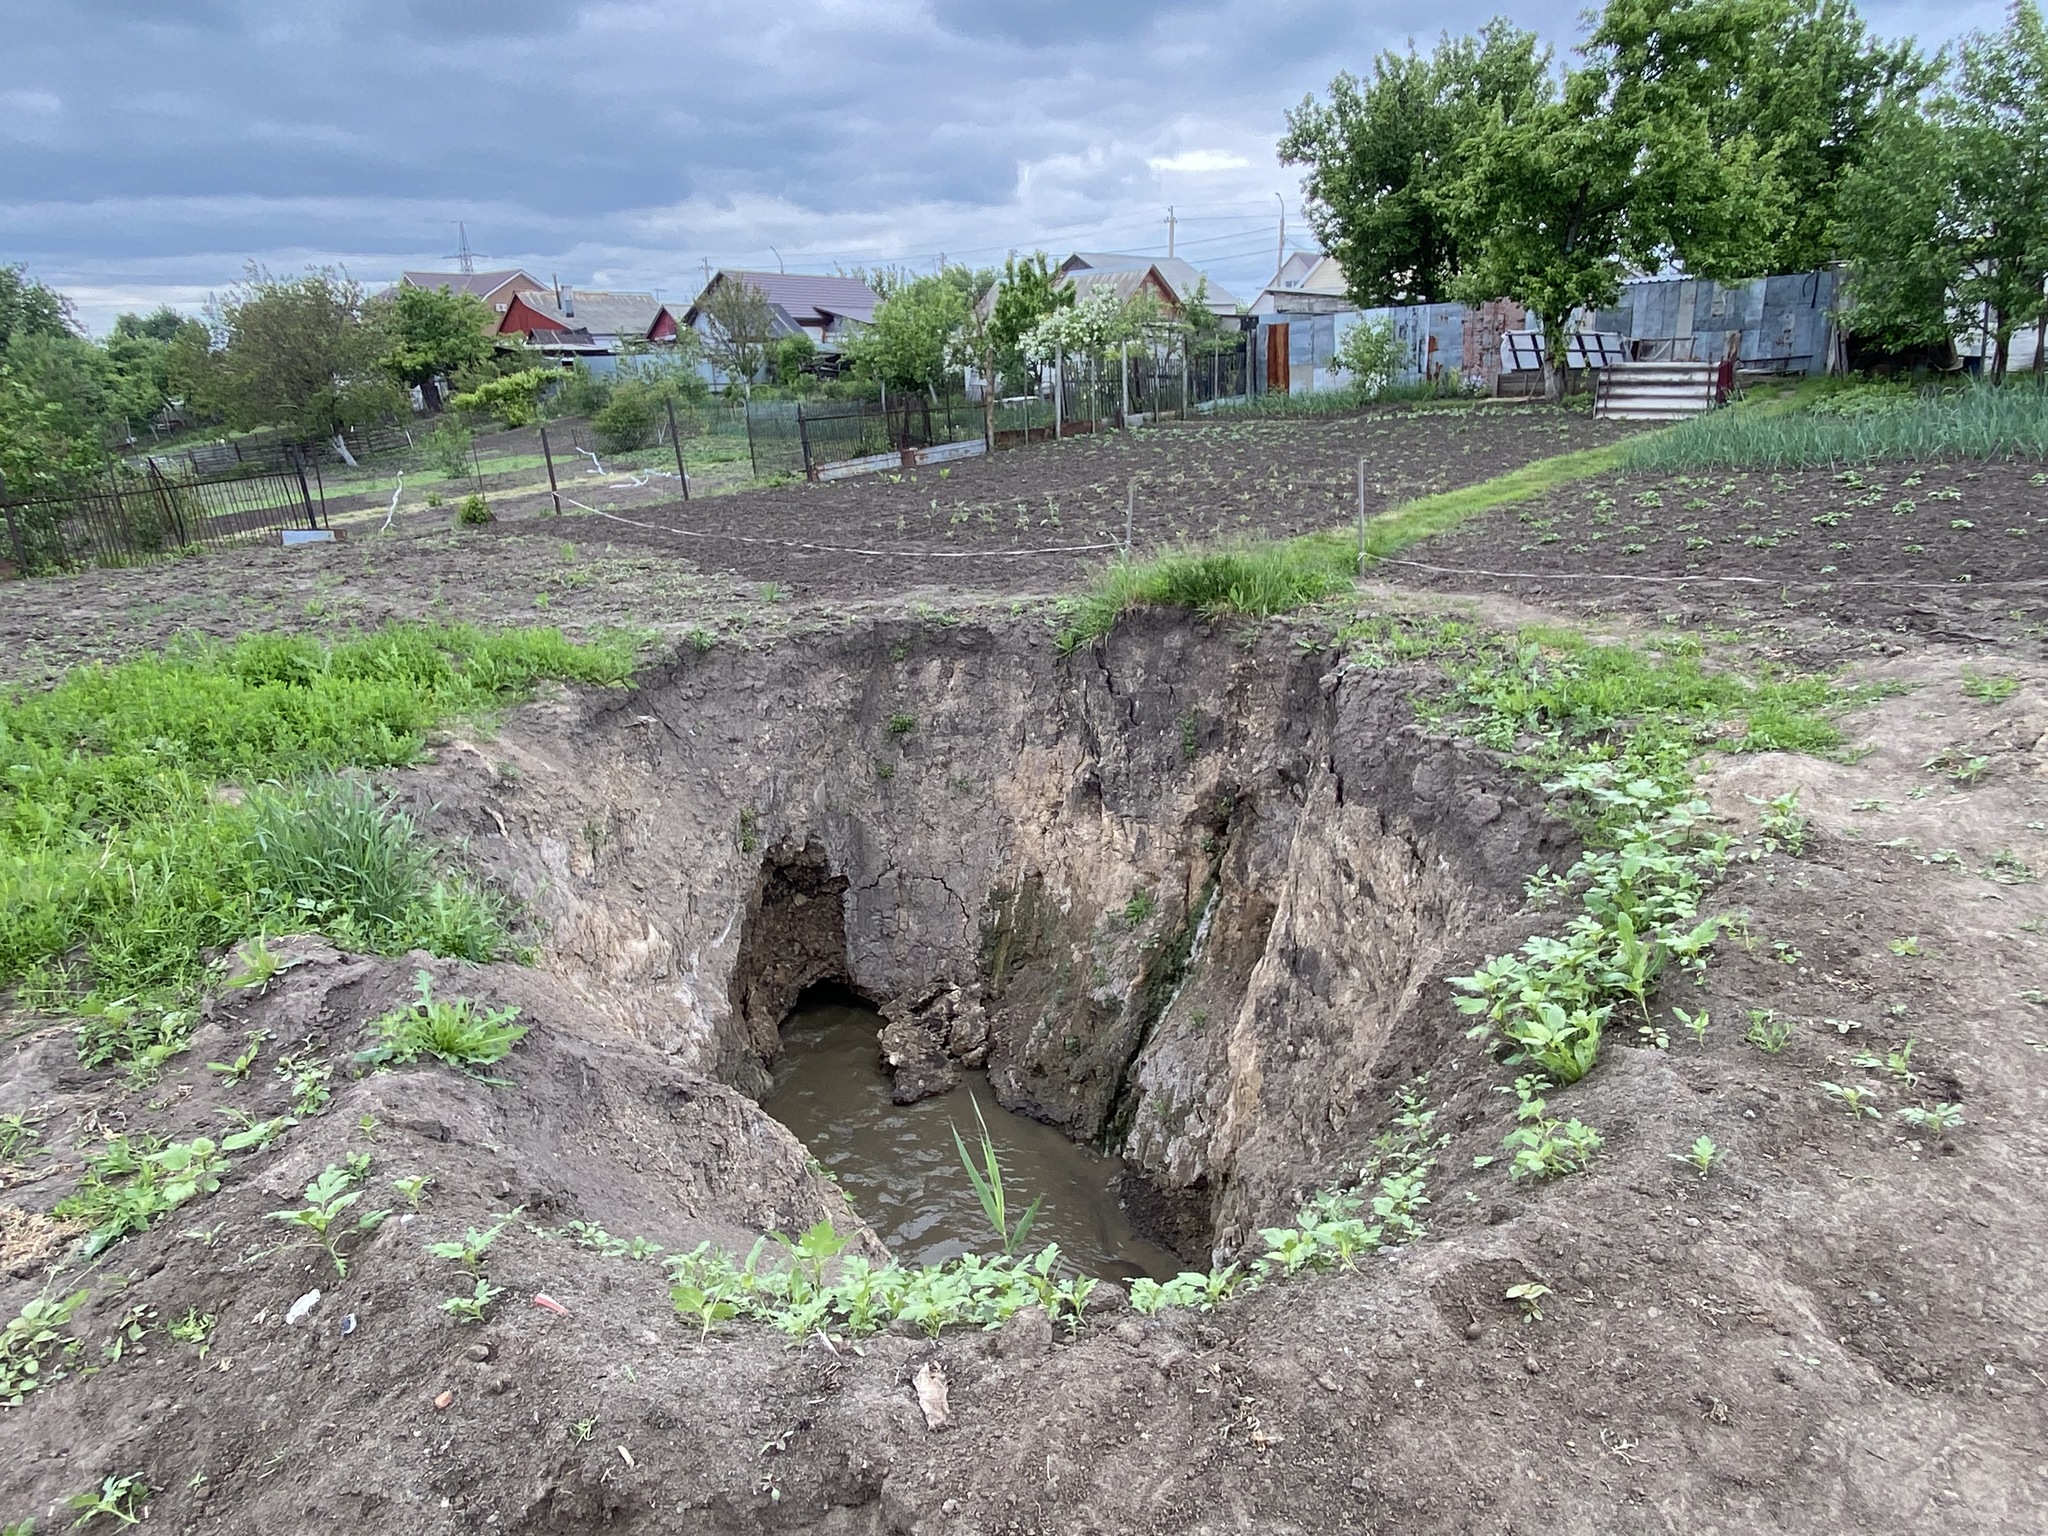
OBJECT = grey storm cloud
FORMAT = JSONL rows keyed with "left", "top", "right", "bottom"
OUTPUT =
{"left": 1, "top": 0, "right": 1996, "bottom": 329}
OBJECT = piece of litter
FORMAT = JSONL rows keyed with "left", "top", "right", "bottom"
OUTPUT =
{"left": 617, "top": 1446, "right": 636, "bottom": 1469}
{"left": 285, "top": 1289, "right": 321, "bottom": 1326}
{"left": 280, "top": 528, "right": 338, "bottom": 547}
{"left": 913, "top": 1360, "right": 952, "bottom": 1431}
{"left": 533, "top": 1293, "right": 570, "bottom": 1317}
{"left": 339, "top": 1314, "right": 357, "bottom": 1337}
{"left": 433, "top": 1390, "right": 454, "bottom": 1410}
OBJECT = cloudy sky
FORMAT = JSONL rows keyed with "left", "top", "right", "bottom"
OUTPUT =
{"left": 3, "top": 0, "right": 1994, "bottom": 333}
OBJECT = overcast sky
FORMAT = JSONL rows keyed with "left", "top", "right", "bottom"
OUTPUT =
{"left": 2, "top": 0, "right": 1995, "bottom": 333}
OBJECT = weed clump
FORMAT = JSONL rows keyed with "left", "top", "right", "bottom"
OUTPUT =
{"left": 355, "top": 971, "right": 527, "bottom": 1079}
{"left": 455, "top": 493, "right": 494, "bottom": 526}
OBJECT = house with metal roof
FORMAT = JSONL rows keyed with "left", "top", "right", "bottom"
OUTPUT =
{"left": 393, "top": 269, "right": 548, "bottom": 320}
{"left": 681, "top": 270, "right": 884, "bottom": 357}
{"left": 1055, "top": 253, "right": 1240, "bottom": 315}
{"left": 497, "top": 288, "right": 682, "bottom": 373}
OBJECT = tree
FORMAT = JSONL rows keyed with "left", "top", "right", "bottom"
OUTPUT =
{"left": 1840, "top": 1, "right": 2048, "bottom": 378}
{"left": 376, "top": 285, "right": 496, "bottom": 412}
{"left": 210, "top": 266, "right": 398, "bottom": 440}
{"left": 844, "top": 272, "right": 970, "bottom": 398}
{"left": 0, "top": 264, "right": 75, "bottom": 353}
{"left": 1589, "top": 0, "right": 1930, "bottom": 273}
{"left": 1280, "top": 21, "right": 1552, "bottom": 306}
{"left": 699, "top": 277, "right": 777, "bottom": 395}
{"left": 773, "top": 330, "right": 818, "bottom": 388}
{"left": 1019, "top": 282, "right": 1155, "bottom": 366}
{"left": 447, "top": 368, "right": 552, "bottom": 428}
{"left": 111, "top": 307, "right": 193, "bottom": 345}
{"left": 987, "top": 253, "right": 1069, "bottom": 393}
{"left": 1331, "top": 316, "right": 1408, "bottom": 393}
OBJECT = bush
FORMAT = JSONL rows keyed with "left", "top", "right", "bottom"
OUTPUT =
{"left": 455, "top": 493, "right": 493, "bottom": 526}
{"left": 1332, "top": 316, "right": 1406, "bottom": 393}
{"left": 425, "top": 418, "right": 473, "bottom": 478}
{"left": 545, "top": 363, "right": 612, "bottom": 420}
{"left": 592, "top": 381, "right": 660, "bottom": 454}
{"left": 446, "top": 368, "right": 549, "bottom": 428}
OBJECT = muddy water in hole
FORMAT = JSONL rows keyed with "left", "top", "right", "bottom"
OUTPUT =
{"left": 764, "top": 998, "right": 1184, "bottom": 1280}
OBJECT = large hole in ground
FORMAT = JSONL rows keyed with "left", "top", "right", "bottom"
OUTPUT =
{"left": 499, "top": 614, "right": 1571, "bottom": 1268}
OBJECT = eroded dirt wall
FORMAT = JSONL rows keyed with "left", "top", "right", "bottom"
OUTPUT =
{"left": 409, "top": 614, "right": 1570, "bottom": 1248}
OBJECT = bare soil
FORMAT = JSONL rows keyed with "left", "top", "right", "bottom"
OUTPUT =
{"left": 1376, "top": 458, "right": 2048, "bottom": 663}
{"left": 3, "top": 406, "right": 2045, "bottom": 1535}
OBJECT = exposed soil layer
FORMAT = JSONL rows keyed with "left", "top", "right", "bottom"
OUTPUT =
{"left": 0, "top": 405, "right": 1628, "bottom": 687}
{"left": 1378, "top": 459, "right": 2048, "bottom": 662}
{"left": 1, "top": 607, "right": 2044, "bottom": 1535}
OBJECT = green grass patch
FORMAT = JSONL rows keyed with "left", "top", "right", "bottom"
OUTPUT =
{"left": 0, "top": 623, "right": 636, "bottom": 1066}
{"left": 1624, "top": 380, "right": 2048, "bottom": 472}
{"left": 1362, "top": 444, "right": 1626, "bottom": 557}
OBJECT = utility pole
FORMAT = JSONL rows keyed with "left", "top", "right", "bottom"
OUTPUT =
{"left": 1166, "top": 206, "right": 1176, "bottom": 259}
{"left": 1275, "top": 194, "right": 1285, "bottom": 283}
{"left": 455, "top": 222, "right": 475, "bottom": 274}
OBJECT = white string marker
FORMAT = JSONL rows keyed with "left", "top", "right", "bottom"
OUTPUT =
{"left": 381, "top": 473, "right": 404, "bottom": 532}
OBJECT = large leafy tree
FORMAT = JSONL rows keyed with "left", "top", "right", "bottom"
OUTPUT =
{"left": 0, "top": 264, "right": 75, "bottom": 354}
{"left": 1279, "top": 20, "right": 1552, "bottom": 305}
{"left": 209, "top": 266, "right": 399, "bottom": 440}
{"left": 1589, "top": 0, "right": 1929, "bottom": 273}
{"left": 987, "top": 252, "right": 1069, "bottom": 393}
{"left": 376, "top": 285, "right": 496, "bottom": 412}
{"left": 699, "top": 277, "right": 777, "bottom": 396}
{"left": 844, "top": 272, "right": 972, "bottom": 398}
{"left": 1840, "top": 1, "right": 2048, "bottom": 378}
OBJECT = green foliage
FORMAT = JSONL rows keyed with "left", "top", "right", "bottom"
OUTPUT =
{"left": 64, "top": 1474, "right": 148, "bottom": 1528}
{"left": 356, "top": 970, "right": 526, "bottom": 1078}
{"left": 543, "top": 361, "right": 613, "bottom": 419}
{"left": 773, "top": 331, "right": 819, "bottom": 388}
{"left": 440, "top": 1277, "right": 503, "bottom": 1324}
{"left": 1672, "top": 1134, "right": 1720, "bottom": 1176}
{"left": 1058, "top": 536, "right": 1361, "bottom": 650}
{"left": 844, "top": 273, "right": 971, "bottom": 397}
{"left": 591, "top": 360, "right": 709, "bottom": 453}
{"left": 698, "top": 277, "right": 777, "bottom": 393}
{"left": 1499, "top": 1075, "right": 1605, "bottom": 1178}
{"left": 1897, "top": 1102, "right": 1964, "bottom": 1138}
{"left": 1624, "top": 383, "right": 2048, "bottom": 470}
{"left": 987, "top": 253, "right": 1071, "bottom": 393}
{"left": 0, "top": 1290, "right": 88, "bottom": 1406}
{"left": 0, "top": 623, "right": 634, "bottom": 1049}
{"left": 206, "top": 264, "right": 402, "bottom": 439}
{"left": 455, "top": 492, "right": 493, "bottom": 526}
{"left": 426, "top": 1216, "right": 510, "bottom": 1270}
{"left": 424, "top": 417, "right": 473, "bottom": 478}
{"left": 54, "top": 1135, "right": 228, "bottom": 1255}
{"left": 0, "top": 263, "right": 75, "bottom": 351}
{"left": 377, "top": 285, "right": 496, "bottom": 406}
{"left": 1280, "top": 19, "right": 1552, "bottom": 306}
{"left": 1330, "top": 317, "right": 1407, "bottom": 393}
{"left": 267, "top": 1163, "right": 388, "bottom": 1276}
{"left": 1589, "top": 0, "right": 1930, "bottom": 275}
{"left": 447, "top": 367, "right": 551, "bottom": 428}
{"left": 1839, "top": 2, "right": 2048, "bottom": 377}
{"left": 951, "top": 1098, "right": 1042, "bottom": 1256}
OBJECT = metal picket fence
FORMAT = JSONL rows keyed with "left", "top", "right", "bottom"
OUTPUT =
{"left": 1, "top": 459, "right": 327, "bottom": 577}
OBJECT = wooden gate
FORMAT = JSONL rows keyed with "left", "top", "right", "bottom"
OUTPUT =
{"left": 1265, "top": 323, "right": 1290, "bottom": 394}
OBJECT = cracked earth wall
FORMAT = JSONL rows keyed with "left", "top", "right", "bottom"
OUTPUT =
{"left": 408, "top": 614, "right": 1570, "bottom": 1253}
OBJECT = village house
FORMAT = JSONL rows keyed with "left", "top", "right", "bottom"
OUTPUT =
{"left": 681, "top": 270, "right": 885, "bottom": 377}
{"left": 497, "top": 287, "right": 683, "bottom": 374}
{"left": 391, "top": 268, "right": 548, "bottom": 320}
